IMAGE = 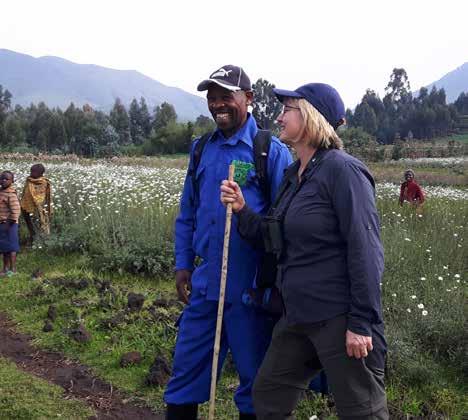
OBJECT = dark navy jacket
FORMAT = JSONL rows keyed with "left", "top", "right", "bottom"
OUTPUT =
{"left": 237, "top": 148, "right": 385, "bottom": 337}
{"left": 174, "top": 115, "right": 292, "bottom": 303}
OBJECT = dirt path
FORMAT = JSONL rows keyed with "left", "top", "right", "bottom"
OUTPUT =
{"left": 0, "top": 312, "right": 163, "bottom": 420}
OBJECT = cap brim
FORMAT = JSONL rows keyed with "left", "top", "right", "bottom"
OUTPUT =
{"left": 272, "top": 88, "right": 303, "bottom": 102}
{"left": 197, "top": 79, "right": 241, "bottom": 92}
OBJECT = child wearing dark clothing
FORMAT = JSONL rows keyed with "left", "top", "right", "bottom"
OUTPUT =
{"left": 0, "top": 171, "right": 21, "bottom": 276}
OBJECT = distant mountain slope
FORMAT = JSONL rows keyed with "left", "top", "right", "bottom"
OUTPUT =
{"left": 0, "top": 49, "right": 209, "bottom": 120}
{"left": 416, "top": 62, "right": 468, "bottom": 103}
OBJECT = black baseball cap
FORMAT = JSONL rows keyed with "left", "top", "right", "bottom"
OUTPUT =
{"left": 273, "top": 83, "right": 346, "bottom": 129}
{"left": 197, "top": 65, "right": 252, "bottom": 92}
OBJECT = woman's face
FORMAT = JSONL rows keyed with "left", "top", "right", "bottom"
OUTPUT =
{"left": 276, "top": 98, "right": 304, "bottom": 145}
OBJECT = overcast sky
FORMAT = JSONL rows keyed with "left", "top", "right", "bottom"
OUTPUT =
{"left": 2, "top": 0, "right": 467, "bottom": 107}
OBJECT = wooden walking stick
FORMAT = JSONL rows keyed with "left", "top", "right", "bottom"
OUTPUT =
{"left": 208, "top": 164, "right": 235, "bottom": 420}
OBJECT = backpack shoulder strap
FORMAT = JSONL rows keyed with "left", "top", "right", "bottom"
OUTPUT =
{"left": 189, "top": 131, "right": 212, "bottom": 208}
{"left": 253, "top": 129, "right": 272, "bottom": 203}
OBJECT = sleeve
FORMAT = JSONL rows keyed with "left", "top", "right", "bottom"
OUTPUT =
{"left": 332, "top": 162, "right": 384, "bottom": 336}
{"left": 267, "top": 142, "right": 293, "bottom": 202}
{"left": 174, "top": 146, "right": 197, "bottom": 271}
{"left": 9, "top": 193, "right": 21, "bottom": 223}
{"left": 236, "top": 205, "right": 264, "bottom": 250}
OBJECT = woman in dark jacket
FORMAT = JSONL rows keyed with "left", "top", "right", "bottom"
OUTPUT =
{"left": 221, "top": 83, "right": 388, "bottom": 419}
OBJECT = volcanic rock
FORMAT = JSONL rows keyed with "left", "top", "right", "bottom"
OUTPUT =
{"left": 42, "top": 320, "right": 54, "bottom": 332}
{"left": 146, "top": 355, "right": 171, "bottom": 386}
{"left": 127, "top": 293, "right": 145, "bottom": 312}
{"left": 47, "top": 305, "right": 57, "bottom": 321}
{"left": 69, "top": 324, "right": 92, "bottom": 343}
{"left": 120, "top": 351, "right": 142, "bottom": 367}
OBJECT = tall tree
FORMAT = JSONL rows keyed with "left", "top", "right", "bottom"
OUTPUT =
{"left": 139, "top": 97, "right": 152, "bottom": 138}
{"left": 252, "top": 78, "right": 282, "bottom": 130}
{"left": 0, "top": 85, "right": 13, "bottom": 144}
{"left": 152, "top": 102, "right": 177, "bottom": 132}
{"left": 129, "top": 98, "right": 142, "bottom": 143}
{"left": 454, "top": 92, "right": 468, "bottom": 114}
{"left": 109, "top": 98, "right": 131, "bottom": 144}
{"left": 193, "top": 115, "right": 216, "bottom": 136}
{"left": 353, "top": 102, "right": 378, "bottom": 135}
{"left": 384, "top": 68, "right": 412, "bottom": 104}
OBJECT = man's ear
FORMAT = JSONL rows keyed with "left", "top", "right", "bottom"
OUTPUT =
{"left": 245, "top": 90, "right": 254, "bottom": 106}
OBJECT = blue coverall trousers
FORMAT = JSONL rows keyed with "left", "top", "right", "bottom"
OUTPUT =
{"left": 164, "top": 288, "right": 274, "bottom": 414}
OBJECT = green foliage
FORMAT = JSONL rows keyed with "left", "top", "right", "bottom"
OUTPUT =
{"left": 252, "top": 78, "right": 282, "bottom": 131}
{"left": 129, "top": 97, "right": 152, "bottom": 145}
{"left": 0, "top": 357, "right": 94, "bottom": 419}
{"left": 0, "top": 162, "right": 466, "bottom": 418}
{"left": 45, "top": 199, "right": 176, "bottom": 277}
{"left": 348, "top": 69, "right": 458, "bottom": 143}
{"left": 110, "top": 98, "right": 131, "bottom": 144}
{"left": 193, "top": 114, "right": 216, "bottom": 136}
{"left": 454, "top": 91, "right": 468, "bottom": 114}
{"left": 152, "top": 102, "right": 177, "bottom": 132}
{"left": 341, "top": 126, "right": 377, "bottom": 148}
{"left": 0, "top": 85, "right": 220, "bottom": 157}
{"left": 146, "top": 120, "right": 193, "bottom": 154}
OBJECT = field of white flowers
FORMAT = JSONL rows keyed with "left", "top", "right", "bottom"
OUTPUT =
{"left": 2, "top": 157, "right": 467, "bottom": 417}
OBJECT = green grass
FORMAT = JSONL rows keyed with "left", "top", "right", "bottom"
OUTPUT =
{"left": 0, "top": 357, "right": 94, "bottom": 419}
{"left": 0, "top": 156, "right": 466, "bottom": 418}
{"left": 1, "top": 211, "right": 466, "bottom": 420}
{"left": 448, "top": 133, "right": 468, "bottom": 144}
{"left": 0, "top": 252, "right": 339, "bottom": 418}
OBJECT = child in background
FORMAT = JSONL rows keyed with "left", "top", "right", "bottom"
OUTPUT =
{"left": 0, "top": 171, "right": 21, "bottom": 276}
{"left": 399, "top": 169, "right": 425, "bottom": 207}
{"left": 21, "top": 164, "right": 53, "bottom": 244}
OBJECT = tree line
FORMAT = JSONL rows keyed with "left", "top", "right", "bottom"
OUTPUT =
{"left": 345, "top": 68, "right": 468, "bottom": 143}
{"left": 1, "top": 69, "right": 467, "bottom": 156}
{"left": 0, "top": 87, "right": 216, "bottom": 157}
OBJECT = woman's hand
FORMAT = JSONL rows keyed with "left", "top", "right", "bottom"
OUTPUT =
{"left": 220, "top": 180, "right": 245, "bottom": 213}
{"left": 346, "top": 330, "right": 373, "bottom": 359}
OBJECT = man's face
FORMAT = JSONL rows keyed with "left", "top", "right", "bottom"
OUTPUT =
{"left": 405, "top": 173, "right": 414, "bottom": 182}
{"left": 206, "top": 84, "right": 252, "bottom": 138}
{"left": 0, "top": 173, "right": 13, "bottom": 190}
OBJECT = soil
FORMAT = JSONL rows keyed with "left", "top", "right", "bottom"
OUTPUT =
{"left": 0, "top": 312, "right": 163, "bottom": 419}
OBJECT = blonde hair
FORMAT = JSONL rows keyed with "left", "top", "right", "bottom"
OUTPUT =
{"left": 295, "top": 98, "right": 343, "bottom": 150}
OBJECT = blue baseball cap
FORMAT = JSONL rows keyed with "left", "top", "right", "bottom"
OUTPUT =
{"left": 273, "top": 83, "right": 345, "bottom": 129}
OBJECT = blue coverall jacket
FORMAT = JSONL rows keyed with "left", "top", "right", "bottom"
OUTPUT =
{"left": 174, "top": 114, "right": 291, "bottom": 303}
{"left": 165, "top": 115, "right": 292, "bottom": 413}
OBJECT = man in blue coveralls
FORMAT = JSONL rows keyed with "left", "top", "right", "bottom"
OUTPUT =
{"left": 164, "top": 65, "right": 292, "bottom": 419}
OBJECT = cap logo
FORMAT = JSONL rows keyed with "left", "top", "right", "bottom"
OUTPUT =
{"left": 211, "top": 68, "right": 232, "bottom": 78}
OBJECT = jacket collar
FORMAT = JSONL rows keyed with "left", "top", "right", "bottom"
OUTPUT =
{"left": 211, "top": 113, "right": 257, "bottom": 149}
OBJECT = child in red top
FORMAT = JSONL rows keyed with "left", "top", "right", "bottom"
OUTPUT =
{"left": 399, "top": 169, "right": 424, "bottom": 206}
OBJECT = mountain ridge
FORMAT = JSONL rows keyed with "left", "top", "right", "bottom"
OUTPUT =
{"left": 0, "top": 49, "right": 209, "bottom": 120}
